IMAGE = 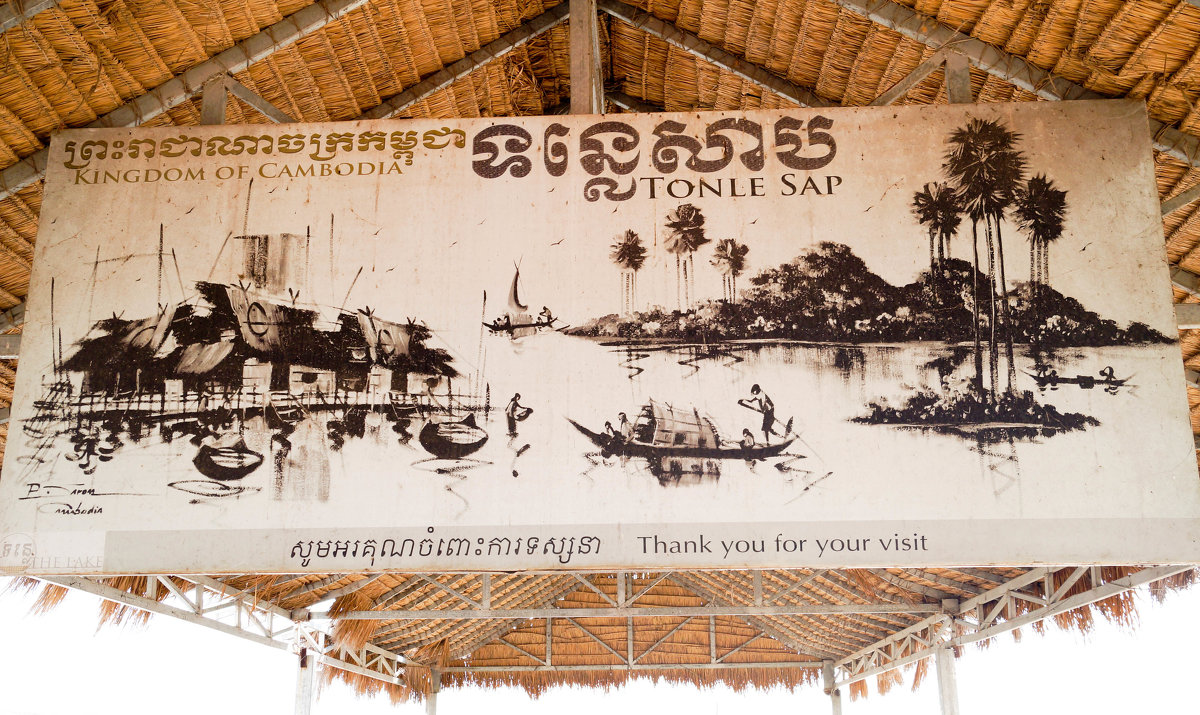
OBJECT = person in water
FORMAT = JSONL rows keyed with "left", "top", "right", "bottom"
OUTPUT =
{"left": 505, "top": 393, "right": 530, "bottom": 436}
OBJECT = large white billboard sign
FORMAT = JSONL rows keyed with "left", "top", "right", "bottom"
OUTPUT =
{"left": 2, "top": 99, "right": 1197, "bottom": 574}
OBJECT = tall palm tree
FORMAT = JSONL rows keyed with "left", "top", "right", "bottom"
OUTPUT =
{"left": 944, "top": 117, "right": 1026, "bottom": 398}
{"left": 610, "top": 229, "right": 647, "bottom": 314}
{"left": 663, "top": 204, "right": 709, "bottom": 309}
{"left": 710, "top": 239, "right": 750, "bottom": 302}
{"left": 1013, "top": 174, "right": 1068, "bottom": 307}
{"left": 911, "top": 182, "right": 962, "bottom": 275}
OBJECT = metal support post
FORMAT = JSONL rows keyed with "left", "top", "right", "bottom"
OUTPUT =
{"left": 822, "top": 660, "right": 842, "bottom": 715}
{"left": 294, "top": 647, "right": 314, "bottom": 715}
{"left": 934, "top": 646, "right": 960, "bottom": 715}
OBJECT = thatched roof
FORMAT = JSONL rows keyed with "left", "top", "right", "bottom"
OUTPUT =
{"left": 3, "top": 0, "right": 1200, "bottom": 702}
{"left": 14, "top": 567, "right": 1197, "bottom": 701}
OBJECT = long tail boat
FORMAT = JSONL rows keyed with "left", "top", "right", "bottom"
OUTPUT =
{"left": 568, "top": 400, "right": 795, "bottom": 461}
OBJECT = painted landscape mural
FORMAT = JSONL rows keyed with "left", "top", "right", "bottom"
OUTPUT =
{"left": 2, "top": 100, "right": 1198, "bottom": 574}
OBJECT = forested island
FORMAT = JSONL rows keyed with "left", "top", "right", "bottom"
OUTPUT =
{"left": 570, "top": 241, "right": 1167, "bottom": 348}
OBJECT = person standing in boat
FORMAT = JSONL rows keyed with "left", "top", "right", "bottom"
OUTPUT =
{"left": 539, "top": 306, "right": 555, "bottom": 325}
{"left": 739, "top": 384, "right": 779, "bottom": 444}
{"left": 505, "top": 392, "right": 531, "bottom": 437}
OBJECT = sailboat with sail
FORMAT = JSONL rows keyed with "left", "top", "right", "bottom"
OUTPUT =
{"left": 484, "top": 265, "right": 561, "bottom": 338}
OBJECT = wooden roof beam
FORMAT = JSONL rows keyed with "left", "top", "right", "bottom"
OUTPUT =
{"left": 606, "top": 90, "right": 660, "bottom": 112}
{"left": 830, "top": 0, "right": 1200, "bottom": 167}
{"left": 597, "top": 0, "right": 832, "bottom": 109}
{"left": 570, "top": 0, "right": 603, "bottom": 114}
{"left": 201, "top": 75, "right": 297, "bottom": 125}
{"left": 0, "top": 0, "right": 372, "bottom": 197}
{"left": 0, "top": 0, "right": 58, "bottom": 34}
{"left": 0, "top": 301, "right": 23, "bottom": 331}
{"left": 869, "top": 48, "right": 949, "bottom": 106}
{"left": 313, "top": 602, "right": 939, "bottom": 620}
{"left": 357, "top": 3, "right": 570, "bottom": 120}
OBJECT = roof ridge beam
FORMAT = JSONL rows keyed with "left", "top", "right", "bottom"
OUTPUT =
{"left": 830, "top": 0, "right": 1200, "bottom": 167}
{"left": 0, "top": 0, "right": 372, "bottom": 196}
{"left": 357, "top": 3, "right": 569, "bottom": 120}
{"left": 597, "top": 0, "right": 831, "bottom": 109}
{"left": 314, "top": 602, "right": 939, "bottom": 620}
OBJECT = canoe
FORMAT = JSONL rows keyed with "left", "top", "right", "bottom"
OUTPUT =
{"left": 193, "top": 436, "right": 264, "bottom": 481}
{"left": 419, "top": 413, "right": 488, "bottom": 459}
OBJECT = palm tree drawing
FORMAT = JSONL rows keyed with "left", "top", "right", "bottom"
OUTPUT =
{"left": 944, "top": 117, "right": 1026, "bottom": 397}
{"left": 911, "top": 181, "right": 961, "bottom": 276}
{"left": 610, "top": 229, "right": 648, "bottom": 315}
{"left": 1014, "top": 173, "right": 1068, "bottom": 310}
{"left": 663, "top": 203, "right": 709, "bottom": 309}
{"left": 711, "top": 239, "right": 749, "bottom": 303}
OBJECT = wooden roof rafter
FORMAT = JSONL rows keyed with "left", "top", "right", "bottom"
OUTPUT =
{"left": 829, "top": 0, "right": 1200, "bottom": 167}
{"left": 0, "top": 0, "right": 60, "bottom": 34}
{"left": 598, "top": 0, "right": 831, "bottom": 109}
{"left": 358, "top": 2, "right": 568, "bottom": 120}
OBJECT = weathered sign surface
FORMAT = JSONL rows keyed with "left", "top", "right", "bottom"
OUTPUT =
{"left": 2, "top": 99, "right": 1197, "bottom": 574}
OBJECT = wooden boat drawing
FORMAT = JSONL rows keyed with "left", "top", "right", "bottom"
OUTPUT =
{"left": 1026, "top": 365, "right": 1129, "bottom": 390}
{"left": 484, "top": 266, "right": 559, "bottom": 338}
{"left": 267, "top": 391, "right": 306, "bottom": 427}
{"left": 568, "top": 400, "right": 795, "bottom": 462}
{"left": 193, "top": 433, "right": 264, "bottom": 480}
{"left": 418, "top": 412, "right": 488, "bottom": 459}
